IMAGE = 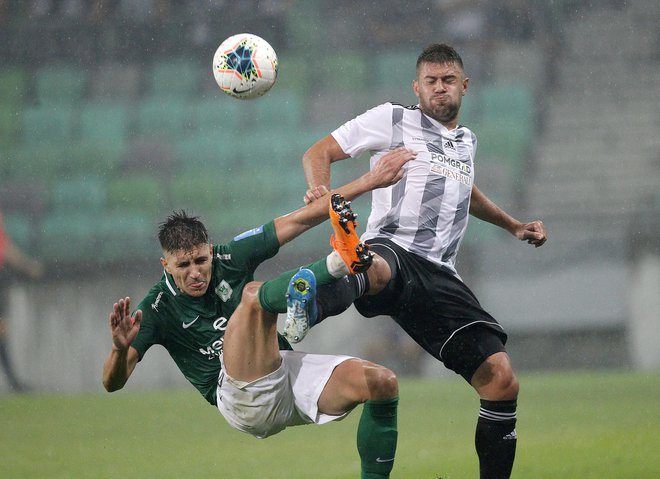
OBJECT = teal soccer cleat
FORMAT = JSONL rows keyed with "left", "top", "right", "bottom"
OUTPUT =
{"left": 283, "top": 268, "right": 318, "bottom": 343}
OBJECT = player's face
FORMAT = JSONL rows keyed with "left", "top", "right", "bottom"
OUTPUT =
{"left": 160, "top": 243, "right": 213, "bottom": 297}
{"left": 413, "top": 61, "right": 468, "bottom": 128}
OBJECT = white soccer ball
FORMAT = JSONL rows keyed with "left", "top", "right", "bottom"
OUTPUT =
{"left": 213, "top": 33, "right": 278, "bottom": 100}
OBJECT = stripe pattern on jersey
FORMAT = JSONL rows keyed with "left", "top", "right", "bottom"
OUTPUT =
{"left": 379, "top": 104, "right": 475, "bottom": 273}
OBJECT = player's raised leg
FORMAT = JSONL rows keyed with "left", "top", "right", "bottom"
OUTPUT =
{"left": 221, "top": 281, "right": 282, "bottom": 382}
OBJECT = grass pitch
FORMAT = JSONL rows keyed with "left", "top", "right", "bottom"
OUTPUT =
{"left": 1, "top": 370, "right": 658, "bottom": 478}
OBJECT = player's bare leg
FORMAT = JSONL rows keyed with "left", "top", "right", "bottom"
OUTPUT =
{"left": 222, "top": 281, "right": 282, "bottom": 382}
{"left": 318, "top": 358, "right": 398, "bottom": 414}
{"left": 319, "top": 358, "right": 399, "bottom": 479}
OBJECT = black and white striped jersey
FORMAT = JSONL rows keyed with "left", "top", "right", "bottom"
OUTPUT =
{"left": 332, "top": 102, "right": 477, "bottom": 275}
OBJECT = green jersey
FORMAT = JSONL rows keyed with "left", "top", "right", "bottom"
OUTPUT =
{"left": 132, "top": 221, "right": 293, "bottom": 405}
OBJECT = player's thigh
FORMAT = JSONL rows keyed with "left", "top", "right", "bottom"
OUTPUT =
{"left": 222, "top": 281, "right": 281, "bottom": 381}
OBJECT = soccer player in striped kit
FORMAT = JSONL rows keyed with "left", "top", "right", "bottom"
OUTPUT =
{"left": 299, "top": 43, "right": 547, "bottom": 478}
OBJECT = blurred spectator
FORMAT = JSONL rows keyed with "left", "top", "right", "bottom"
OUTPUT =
{"left": 0, "top": 209, "right": 44, "bottom": 392}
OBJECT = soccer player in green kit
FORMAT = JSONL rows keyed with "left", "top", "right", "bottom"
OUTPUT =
{"left": 102, "top": 147, "right": 416, "bottom": 479}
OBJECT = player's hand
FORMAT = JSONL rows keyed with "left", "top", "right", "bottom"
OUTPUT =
{"left": 515, "top": 220, "right": 547, "bottom": 248}
{"left": 368, "top": 147, "right": 417, "bottom": 189}
{"left": 304, "top": 185, "right": 329, "bottom": 205}
{"left": 109, "top": 297, "right": 142, "bottom": 352}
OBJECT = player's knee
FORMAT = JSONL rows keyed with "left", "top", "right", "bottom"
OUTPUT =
{"left": 367, "top": 255, "right": 392, "bottom": 293}
{"left": 241, "top": 281, "right": 264, "bottom": 311}
{"left": 364, "top": 362, "right": 399, "bottom": 399}
{"left": 489, "top": 364, "right": 519, "bottom": 400}
{"left": 473, "top": 353, "right": 519, "bottom": 400}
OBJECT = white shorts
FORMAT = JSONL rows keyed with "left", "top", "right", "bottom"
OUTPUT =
{"left": 216, "top": 350, "right": 354, "bottom": 439}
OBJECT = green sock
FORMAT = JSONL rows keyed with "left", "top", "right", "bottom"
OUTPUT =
{"left": 357, "top": 397, "right": 399, "bottom": 479}
{"left": 258, "top": 257, "right": 334, "bottom": 313}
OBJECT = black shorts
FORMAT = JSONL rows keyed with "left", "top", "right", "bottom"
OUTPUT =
{"left": 355, "top": 238, "right": 508, "bottom": 382}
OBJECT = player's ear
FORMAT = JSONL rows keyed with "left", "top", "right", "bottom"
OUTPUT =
{"left": 412, "top": 79, "right": 420, "bottom": 98}
{"left": 160, "top": 256, "right": 169, "bottom": 273}
{"left": 461, "top": 76, "right": 469, "bottom": 95}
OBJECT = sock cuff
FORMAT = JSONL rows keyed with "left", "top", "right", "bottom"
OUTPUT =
{"left": 257, "top": 282, "right": 276, "bottom": 314}
{"left": 364, "top": 396, "right": 399, "bottom": 417}
{"left": 479, "top": 399, "right": 517, "bottom": 422}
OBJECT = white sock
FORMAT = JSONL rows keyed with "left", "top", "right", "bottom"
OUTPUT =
{"left": 326, "top": 250, "right": 349, "bottom": 278}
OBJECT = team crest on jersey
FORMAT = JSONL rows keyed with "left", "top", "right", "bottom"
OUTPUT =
{"left": 215, "top": 280, "right": 233, "bottom": 302}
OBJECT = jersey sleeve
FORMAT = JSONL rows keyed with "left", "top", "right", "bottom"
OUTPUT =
{"left": 332, "top": 103, "right": 394, "bottom": 158}
{"left": 223, "top": 220, "right": 280, "bottom": 272}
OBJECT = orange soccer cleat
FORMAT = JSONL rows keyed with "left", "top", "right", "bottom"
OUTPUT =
{"left": 329, "top": 193, "right": 373, "bottom": 274}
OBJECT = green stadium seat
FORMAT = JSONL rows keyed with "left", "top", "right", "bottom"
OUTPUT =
{"left": 39, "top": 211, "right": 99, "bottom": 262}
{"left": 317, "top": 51, "right": 368, "bottom": 94}
{"left": 0, "top": 105, "right": 20, "bottom": 149}
{"left": 107, "top": 174, "right": 166, "bottom": 216}
{"left": 95, "top": 211, "right": 158, "bottom": 262}
{"left": 79, "top": 102, "right": 130, "bottom": 144}
{"left": 458, "top": 89, "right": 482, "bottom": 127}
{"left": 169, "top": 174, "right": 227, "bottom": 215}
{"left": 0, "top": 66, "right": 28, "bottom": 108}
{"left": 245, "top": 127, "right": 305, "bottom": 171}
{"left": 66, "top": 140, "right": 126, "bottom": 176}
{"left": 481, "top": 83, "right": 534, "bottom": 125}
{"left": 88, "top": 63, "right": 142, "bottom": 103}
{"left": 136, "top": 98, "right": 191, "bottom": 138}
{"left": 251, "top": 91, "right": 306, "bottom": 130}
{"left": 123, "top": 137, "right": 175, "bottom": 175}
{"left": 174, "top": 132, "right": 243, "bottom": 172}
{"left": 5, "top": 143, "right": 68, "bottom": 180}
{"left": 51, "top": 176, "right": 107, "bottom": 213}
{"left": 475, "top": 119, "right": 531, "bottom": 180}
{"left": 374, "top": 49, "right": 418, "bottom": 91}
{"left": 274, "top": 56, "right": 310, "bottom": 94}
{"left": 188, "top": 96, "right": 247, "bottom": 134}
{"left": 21, "top": 105, "right": 76, "bottom": 144}
{"left": 3, "top": 213, "right": 33, "bottom": 249}
{"left": 34, "top": 64, "right": 87, "bottom": 105}
{"left": 148, "top": 58, "right": 202, "bottom": 99}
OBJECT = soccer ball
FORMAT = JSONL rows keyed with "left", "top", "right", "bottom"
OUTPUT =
{"left": 213, "top": 33, "right": 278, "bottom": 100}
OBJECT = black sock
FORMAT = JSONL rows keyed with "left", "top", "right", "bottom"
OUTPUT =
{"left": 475, "top": 399, "right": 517, "bottom": 479}
{"left": 315, "top": 272, "right": 370, "bottom": 326}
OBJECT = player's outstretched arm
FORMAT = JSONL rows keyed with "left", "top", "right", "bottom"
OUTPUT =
{"left": 302, "top": 134, "right": 350, "bottom": 204}
{"left": 102, "top": 297, "right": 141, "bottom": 392}
{"left": 275, "top": 147, "right": 416, "bottom": 246}
{"left": 469, "top": 185, "right": 547, "bottom": 248}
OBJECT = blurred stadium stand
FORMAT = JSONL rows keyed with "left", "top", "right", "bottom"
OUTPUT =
{"left": 0, "top": 0, "right": 658, "bottom": 391}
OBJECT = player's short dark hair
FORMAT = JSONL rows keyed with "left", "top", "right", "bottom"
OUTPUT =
{"left": 158, "top": 210, "right": 209, "bottom": 253}
{"left": 416, "top": 43, "right": 464, "bottom": 73}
